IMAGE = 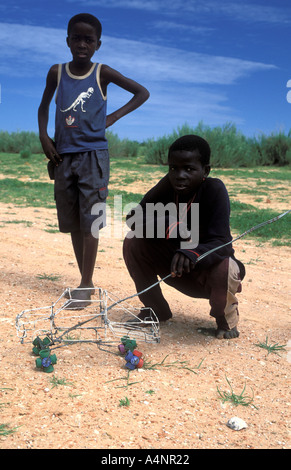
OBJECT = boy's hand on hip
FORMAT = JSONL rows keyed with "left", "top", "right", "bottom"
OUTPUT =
{"left": 171, "top": 252, "right": 196, "bottom": 278}
{"left": 40, "top": 136, "right": 62, "bottom": 165}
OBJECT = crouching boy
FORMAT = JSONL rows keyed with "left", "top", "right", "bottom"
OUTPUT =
{"left": 123, "top": 135, "right": 245, "bottom": 339}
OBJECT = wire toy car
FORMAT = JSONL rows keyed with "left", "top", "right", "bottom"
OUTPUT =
{"left": 15, "top": 286, "right": 160, "bottom": 354}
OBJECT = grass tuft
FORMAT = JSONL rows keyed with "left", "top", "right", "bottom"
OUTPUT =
{"left": 254, "top": 336, "right": 287, "bottom": 356}
{"left": 36, "top": 273, "right": 62, "bottom": 282}
{"left": 118, "top": 397, "right": 130, "bottom": 407}
{"left": 49, "top": 376, "right": 75, "bottom": 389}
{"left": 0, "top": 423, "right": 19, "bottom": 436}
{"left": 217, "top": 376, "right": 257, "bottom": 408}
{"left": 143, "top": 354, "right": 204, "bottom": 374}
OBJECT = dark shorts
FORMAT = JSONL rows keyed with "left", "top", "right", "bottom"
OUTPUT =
{"left": 54, "top": 149, "right": 109, "bottom": 233}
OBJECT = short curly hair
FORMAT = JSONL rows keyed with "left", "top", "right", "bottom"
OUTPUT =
{"left": 168, "top": 135, "right": 211, "bottom": 166}
{"left": 67, "top": 13, "right": 102, "bottom": 39}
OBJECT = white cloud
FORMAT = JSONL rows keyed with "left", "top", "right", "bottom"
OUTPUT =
{"left": 1, "top": 22, "right": 275, "bottom": 84}
{"left": 208, "top": 1, "right": 291, "bottom": 24}
{"left": 98, "top": 36, "right": 276, "bottom": 87}
{"left": 66, "top": 0, "right": 162, "bottom": 12}
{"left": 150, "top": 20, "right": 214, "bottom": 35}
{"left": 66, "top": 0, "right": 291, "bottom": 24}
{"left": 0, "top": 23, "right": 70, "bottom": 76}
{"left": 0, "top": 22, "right": 275, "bottom": 84}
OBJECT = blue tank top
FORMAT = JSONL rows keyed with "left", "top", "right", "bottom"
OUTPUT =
{"left": 54, "top": 62, "right": 108, "bottom": 154}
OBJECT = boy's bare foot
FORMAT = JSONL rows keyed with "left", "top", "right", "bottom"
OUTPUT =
{"left": 64, "top": 285, "right": 95, "bottom": 300}
{"left": 64, "top": 287, "right": 93, "bottom": 310}
{"left": 215, "top": 326, "right": 239, "bottom": 339}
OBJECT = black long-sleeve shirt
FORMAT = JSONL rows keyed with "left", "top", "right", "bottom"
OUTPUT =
{"left": 126, "top": 175, "right": 245, "bottom": 278}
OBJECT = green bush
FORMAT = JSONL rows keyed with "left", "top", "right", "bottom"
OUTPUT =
{"left": 143, "top": 122, "right": 261, "bottom": 167}
{"left": 0, "top": 131, "right": 43, "bottom": 154}
{"left": 143, "top": 124, "right": 195, "bottom": 164}
{"left": 142, "top": 122, "right": 291, "bottom": 167}
{"left": 255, "top": 132, "right": 291, "bottom": 166}
{"left": 196, "top": 122, "right": 260, "bottom": 168}
{"left": 19, "top": 148, "right": 32, "bottom": 159}
{"left": 106, "top": 131, "right": 140, "bottom": 158}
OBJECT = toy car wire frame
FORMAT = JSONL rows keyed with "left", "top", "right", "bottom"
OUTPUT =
{"left": 15, "top": 286, "right": 160, "bottom": 351}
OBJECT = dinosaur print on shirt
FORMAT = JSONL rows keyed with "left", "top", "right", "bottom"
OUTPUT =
{"left": 61, "top": 87, "right": 94, "bottom": 113}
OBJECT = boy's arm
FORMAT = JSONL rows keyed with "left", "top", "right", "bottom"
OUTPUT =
{"left": 174, "top": 180, "right": 233, "bottom": 275}
{"left": 100, "top": 65, "right": 150, "bottom": 128}
{"left": 38, "top": 65, "right": 62, "bottom": 164}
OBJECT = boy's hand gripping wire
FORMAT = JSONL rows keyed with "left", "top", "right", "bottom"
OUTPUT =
{"left": 166, "top": 209, "right": 290, "bottom": 281}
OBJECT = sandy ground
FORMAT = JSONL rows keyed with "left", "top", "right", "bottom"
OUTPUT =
{"left": 0, "top": 171, "right": 290, "bottom": 452}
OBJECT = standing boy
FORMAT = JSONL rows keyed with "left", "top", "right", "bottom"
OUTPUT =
{"left": 38, "top": 13, "right": 149, "bottom": 308}
{"left": 123, "top": 135, "right": 245, "bottom": 339}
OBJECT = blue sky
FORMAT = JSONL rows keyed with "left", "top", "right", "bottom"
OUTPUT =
{"left": 0, "top": 0, "right": 291, "bottom": 142}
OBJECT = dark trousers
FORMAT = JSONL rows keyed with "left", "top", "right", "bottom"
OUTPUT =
{"left": 123, "top": 236, "right": 242, "bottom": 330}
